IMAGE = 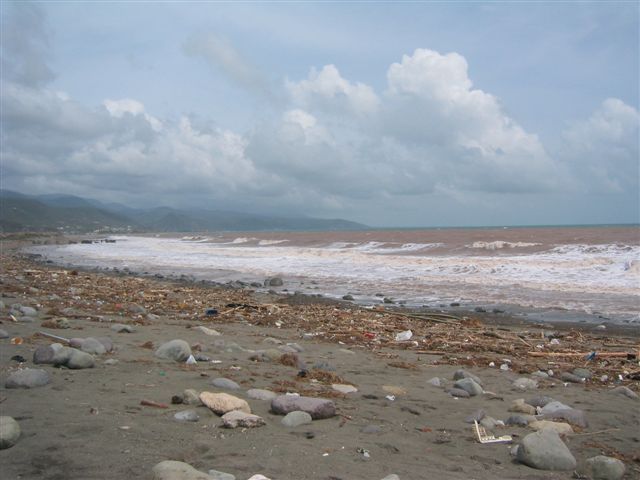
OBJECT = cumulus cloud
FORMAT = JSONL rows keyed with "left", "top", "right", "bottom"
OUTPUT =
{"left": 1, "top": 6, "right": 636, "bottom": 222}
{"left": 561, "top": 98, "right": 639, "bottom": 192}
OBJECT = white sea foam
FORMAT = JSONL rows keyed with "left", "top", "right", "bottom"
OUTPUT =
{"left": 35, "top": 235, "right": 640, "bottom": 321}
{"left": 469, "top": 241, "right": 542, "bottom": 250}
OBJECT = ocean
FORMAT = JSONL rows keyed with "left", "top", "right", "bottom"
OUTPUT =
{"left": 32, "top": 225, "right": 640, "bottom": 325}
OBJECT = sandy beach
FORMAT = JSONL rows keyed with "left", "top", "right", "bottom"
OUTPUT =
{"left": 1, "top": 238, "right": 639, "bottom": 480}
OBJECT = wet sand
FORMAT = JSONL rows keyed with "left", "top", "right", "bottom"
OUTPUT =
{"left": 1, "top": 240, "right": 639, "bottom": 480}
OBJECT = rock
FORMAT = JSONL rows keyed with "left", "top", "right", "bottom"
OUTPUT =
{"left": 509, "top": 399, "right": 536, "bottom": 415}
{"left": 286, "top": 342, "right": 303, "bottom": 352}
{"left": 211, "top": 378, "right": 240, "bottom": 390}
{"left": 281, "top": 411, "right": 313, "bottom": 427}
{"left": 111, "top": 324, "right": 135, "bottom": 333}
{"left": 427, "top": 377, "right": 446, "bottom": 388}
{"left": 221, "top": 410, "right": 265, "bottom": 429}
{"left": 265, "top": 277, "right": 283, "bottom": 287}
{"left": 128, "top": 303, "right": 147, "bottom": 315}
{"left": 174, "top": 410, "right": 200, "bottom": 422}
{"left": 572, "top": 368, "right": 592, "bottom": 380}
{"left": 194, "top": 326, "right": 221, "bottom": 336}
{"left": 182, "top": 389, "right": 203, "bottom": 406}
{"left": 464, "top": 409, "right": 486, "bottom": 423}
{"left": 5, "top": 368, "right": 51, "bottom": 389}
{"left": 246, "top": 389, "right": 277, "bottom": 401}
{"left": 342, "top": 294, "right": 354, "bottom": 301}
{"left": 34, "top": 343, "right": 68, "bottom": 365}
{"left": 313, "top": 361, "right": 335, "bottom": 371}
{"left": 517, "top": 429, "right": 577, "bottom": 470}
{"left": 506, "top": 415, "right": 536, "bottom": 426}
{"left": 155, "top": 339, "right": 192, "bottom": 362}
{"left": 452, "top": 369, "right": 483, "bottom": 386}
{"left": 262, "top": 337, "right": 282, "bottom": 345}
{"left": 542, "top": 408, "right": 588, "bottom": 428}
{"left": 539, "top": 401, "right": 571, "bottom": 415}
{"left": 611, "top": 386, "right": 639, "bottom": 400}
{"left": 531, "top": 370, "right": 549, "bottom": 379}
{"left": 480, "top": 416, "right": 502, "bottom": 430}
{"left": 381, "top": 476, "right": 400, "bottom": 480}
{"left": 586, "top": 455, "right": 626, "bottom": 480}
{"left": 447, "top": 388, "right": 470, "bottom": 398}
{"left": 152, "top": 460, "right": 214, "bottom": 480}
{"left": 0, "top": 329, "right": 8, "bottom": 339}
{"left": 207, "top": 470, "right": 235, "bottom": 480}
{"left": 361, "top": 425, "right": 382, "bottom": 434}
{"left": 278, "top": 345, "right": 298, "bottom": 354}
{"left": 199, "top": 392, "right": 251, "bottom": 415}
{"left": 271, "top": 395, "right": 336, "bottom": 419}
{"left": 512, "top": 378, "right": 538, "bottom": 390}
{"left": 453, "top": 378, "right": 483, "bottom": 396}
{"left": 19, "top": 305, "right": 37, "bottom": 316}
{"left": 247, "top": 476, "right": 271, "bottom": 480}
{"left": 70, "top": 337, "right": 107, "bottom": 355}
{"left": 332, "top": 384, "right": 358, "bottom": 394}
{"left": 527, "top": 395, "right": 556, "bottom": 408}
{"left": 0, "top": 416, "right": 21, "bottom": 449}
{"left": 529, "top": 420, "right": 573, "bottom": 435}
{"left": 104, "top": 359, "right": 118, "bottom": 366}
{"left": 66, "top": 349, "right": 95, "bottom": 369}
{"left": 560, "top": 372, "right": 585, "bottom": 383}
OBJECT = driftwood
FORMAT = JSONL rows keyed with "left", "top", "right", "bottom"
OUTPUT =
{"left": 528, "top": 351, "right": 637, "bottom": 358}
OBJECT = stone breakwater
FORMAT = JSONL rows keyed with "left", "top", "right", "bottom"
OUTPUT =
{"left": 0, "top": 253, "right": 638, "bottom": 479}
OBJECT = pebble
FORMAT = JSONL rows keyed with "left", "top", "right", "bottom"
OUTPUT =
{"left": 199, "top": 392, "right": 251, "bottom": 415}
{"left": 271, "top": 395, "right": 336, "bottom": 419}
{"left": 447, "top": 388, "right": 470, "bottom": 398}
{"left": 464, "top": 409, "right": 486, "bottom": 423}
{"left": 539, "top": 401, "right": 571, "bottom": 414}
{"left": 286, "top": 342, "right": 304, "bottom": 352}
{"left": 313, "top": 361, "right": 336, "bottom": 371}
{"left": 509, "top": 399, "right": 536, "bottom": 415}
{"left": 33, "top": 343, "right": 70, "bottom": 365}
{"left": 194, "top": 326, "right": 221, "bottom": 336}
{"left": 586, "top": 455, "right": 626, "bottom": 480}
{"left": 19, "top": 305, "right": 37, "bottom": 316}
{"left": 66, "top": 349, "right": 95, "bottom": 369}
{"left": 0, "top": 329, "right": 8, "bottom": 339}
{"left": 128, "top": 303, "right": 147, "bottom": 314}
{"left": 572, "top": 368, "right": 592, "bottom": 380}
{"left": 246, "top": 389, "right": 277, "bottom": 401}
{"left": 427, "top": 377, "right": 445, "bottom": 388}
{"left": 247, "top": 476, "right": 271, "bottom": 480}
{"left": 505, "top": 415, "right": 536, "bottom": 426}
{"left": 512, "top": 378, "right": 538, "bottom": 390}
{"left": 531, "top": 370, "right": 549, "bottom": 379}
{"left": 182, "top": 389, "right": 203, "bottom": 406}
{"left": 452, "top": 369, "right": 483, "bottom": 386}
{"left": 453, "top": 378, "right": 483, "bottom": 396}
{"left": 207, "top": 470, "right": 235, "bottom": 480}
{"left": 542, "top": 408, "right": 588, "bottom": 428}
{"left": 332, "top": 384, "right": 358, "bottom": 394}
{"left": 5, "top": 368, "right": 51, "bottom": 389}
{"left": 262, "top": 337, "right": 282, "bottom": 345}
{"left": 611, "top": 386, "right": 639, "bottom": 400}
{"left": 0, "top": 416, "right": 21, "bottom": 449}
{"left": 152, "top": 460, "right": 216, "bottom": 480}
{"left": 382, "top": 385, "right": 407, "bottom": 396}
{"left": 381, "top": 476, "right": 400, "bottom": 480}
{"left": 480, "top": 416, "right": 503, "bottom": 430}
{"left": 526, "top": 395, "right": 556, "bottom": 408}
{"left": 211, "top": 378, "right": 241, "bottom": 390}
{"left": 281, "top": 411, "right": 313, "bottom": 427}
{"left": 104, "top": 359, "right": 119, "bottom": 366}
{"left": 71, "top": 337, "right": 107, "bottom": 355}
{"left": 174, "top": 410, "right": 200, "bottom": 422}
{"left": 221, "top": 410, "right": 265, "bottom": 429}
{"left": 560, "top": 372, "right": 585, "bottom": 383}
{"left": 155, "top": 339, "right": 192, "bottom": 362}
{"left": 111, "top": 324, "right": 135, "bottom": 333}
{"left": 516, "top": 429, "right": 577, "bottom": 470}
{"left": 361, "top": 425, "right": 382, "bottom": 434}
{"left": 529, "top": 420, "right": 574, "bottom": 435}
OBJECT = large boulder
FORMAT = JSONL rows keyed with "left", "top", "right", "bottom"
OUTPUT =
{"left": 516, "top": 429, "right": 577, "bottom": 471}
{"left": 271, "top": 395, "right": 336, "bottom": 419}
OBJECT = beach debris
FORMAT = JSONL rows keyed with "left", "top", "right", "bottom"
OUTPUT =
{"left": 473, "top": 420, "right": 512, "bottom": 444}
{"left": 140, "top": 399, "right": 169, "bottom": 409}
{"left": 185, "top": 354, "right": 197, "bottom": 365}
{"left": 0, "top": 416, "right": 21, "bottom": 449}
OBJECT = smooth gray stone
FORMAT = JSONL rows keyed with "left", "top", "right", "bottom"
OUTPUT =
{"left": 453, "top": 378, "right": 483, "bottom": 396}
{"left": 560, "top": 372, "right": 584, "bottom": 383}
{"left": 512, "top": 377, "right": 538, "bottom": 390}
{"left": 381, "top": 476, "right": 400, "bottom": 480}
{"left": 271, "top": 395, "right": 336, "bottom": 419}
{"left": 516, "top": 429, "right": 576, "bottom": 471}
{"left": 211, "top": 378, "right": 240, "bottom": 390}
{"left": 586, "top": 455, "right": 626, "bottom": 480}
{"left": 611, "top": 386, "right": 639, "bottom": 400}
{"left": 128, "top": 303, "right": 147, "bottom": 314}
{"left": 174, "top": 410, "right": 200, "bottom": 422}
{"left": 452, "top": 369, "right": 483, "bottom": 386}
{"left": 0, "top": 329, "right": 9, "bottom": 339}
{"left": 152, "top": 460, "right": 215, "bottom": 479}
{"left": 182, "top": 389, "right": 203, "bottom": 406}
{"left": 111, "top": 324, "right": 135, "bottom": 333}
{"left": 480, "top": 416, "right": 501, "bottom": 430}
{"left": 155, "top": 339, "right": 192, "bottom": 362}
{"left": 505, "top": 415, "right": 536, "bottom": 426}
{"left": 66, "top": 349, "right": 95, "bottom": 369}
{"left": 464, "top": 409, "right": 486, "bottom": 423}
{"left": 447, "top": 388, "right": 470, "bottom": 398}
{"left": 5, "top": 368, "right": 51, "bottom": 389}
{"left": 427, "top": 377, "right": 445, "bottom": 388}
{"left": 281, "top": 410, "right": 313, "bottom": 427}
{"left": 70, "top": 337, "right": 106, "bottom": 355}
{"left": 361, "top": 425, "right": 382, "bottom": 434}
{"left": 527, "top": 396, "right": 556, "bottom": 408}
{"left": 572, "top": 368, "right": 592, "bottom": 380}
{"left": 246, "top": 389, "right": 277, "bottom": 401}
{"left": 19, "top": 306, "right": 37, "bottom": 316}
{"left": 540, "top": 401, "right": 571, "bottom": 414}
{"left": 208, "top": 470, "right": 235, "bottom": 480}
{"left": 0, "top": 416, "right": 21, "bottom": 449}
{"left": 542, "top": 408, "right": 588, "bottom": 428}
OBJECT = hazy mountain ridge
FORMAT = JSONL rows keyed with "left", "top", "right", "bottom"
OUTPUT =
{"left": 0, "top": 190, "right": 367, "bottom": 233}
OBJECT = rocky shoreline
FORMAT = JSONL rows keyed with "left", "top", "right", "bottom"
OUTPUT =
{"left": 1, "top": 239, "right": 639, "bottom": 479}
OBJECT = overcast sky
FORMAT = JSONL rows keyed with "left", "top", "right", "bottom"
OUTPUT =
{"left": 1, "top": 2, "right": 638, "bottom": 227}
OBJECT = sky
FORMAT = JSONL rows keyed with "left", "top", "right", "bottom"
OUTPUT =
{"left": 1, "top": 1, "right": 638, "bottom": 227}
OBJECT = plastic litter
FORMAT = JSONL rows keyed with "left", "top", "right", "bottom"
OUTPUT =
{"left": 473, "top": 420, "right": 512, "bottom": 444}
{"left": 395, "top": 330, "right": 413, "bottom": 341}
{"left": 185, "top": 354, "right": 197, "bottom": 365}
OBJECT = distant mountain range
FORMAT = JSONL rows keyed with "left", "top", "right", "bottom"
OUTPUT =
{"left": 0, "top": 190, "right": 367, "bottom": 233}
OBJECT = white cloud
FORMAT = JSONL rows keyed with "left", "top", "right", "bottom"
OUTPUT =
{"left": 104, "top": 98, "right": 162, "bottom": 131}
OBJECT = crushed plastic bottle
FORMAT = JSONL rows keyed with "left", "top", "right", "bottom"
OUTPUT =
{"left": 395, "top": 330, "right": 413, "bottom": 341}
